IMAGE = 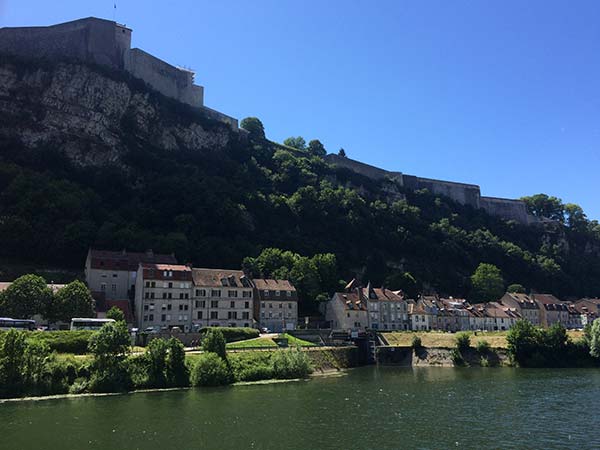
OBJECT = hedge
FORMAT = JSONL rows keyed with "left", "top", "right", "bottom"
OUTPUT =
{"left": 25, "top": 331, "right": 94, "bottom": 354}
{"left": 199, "top": 327, "right": 259, "bottom": 343}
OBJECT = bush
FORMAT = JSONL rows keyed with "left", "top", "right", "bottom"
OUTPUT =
{"left": 450, "top": 348, "right": 466, "bottom": 366}
{"left": 229, "top": 352, "right": 274, "bottom": 382}
{"left": 455, "top": 333, "right": 471, "bottom": 352}
{"left": 88, "top": 322, "right": 132, "bottom": 393}
{"left": 202, "top": 329, "right": 227, "bottom": 359}
{"left": 166, "top": 338, "right": 189, "bottom": 387}
{"left": 26, "top": 330, "right": 94, "bottom": 354}
{"left": 106, "top": 306, "right": 125, "bottom": 323}
{"left": 271, "top": 348, "right": 313, "bottom": 379}
{"left": 199, "top": 327, "right": 259, "bottom": 343}
{"left": 476, "top": 340, "right": 490, "bottom": 354}
{"left": 146, "top": 338, "right": 168, "bottom": 388}
{"left": 191, "top": 353, "right": 233, "bottom": 387}
{"left": 411, "top": 335, "right": 422, "bottom": 350}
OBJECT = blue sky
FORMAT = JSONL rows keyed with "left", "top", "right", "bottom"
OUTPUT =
{"left": 2, "top": 0, "right": 599, "bottom": 219}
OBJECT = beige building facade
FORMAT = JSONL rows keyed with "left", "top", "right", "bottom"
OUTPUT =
{"left": 253, "top": 279, "right": 298, "bottom": 332}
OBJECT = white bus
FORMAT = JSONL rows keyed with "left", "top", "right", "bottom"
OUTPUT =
{"left": 0, "top": 318, "right": 36, "bottom": 331}
{"left": 70, "top": 318, "right": 115, "bottom": 331}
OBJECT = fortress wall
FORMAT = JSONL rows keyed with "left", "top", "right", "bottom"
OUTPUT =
{"left": 0, "top": 18, "right": 126, "bottom": 69}
{"left": 414, "top": 177, "right": 481, "bottom": 208}
{"left": 200, "top": 106, "right": 238, "bottom": 130}
{"left": 480, "top": 197, "right": 534, "bottom": 225}
{"left": 325, "top": 154, "right": 403, "bottom": 183}
{"left": 124, "top": 48, "right": 203, "bottom": 107}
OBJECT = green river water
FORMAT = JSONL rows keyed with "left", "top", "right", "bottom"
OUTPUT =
{"left": 1, "top": 367, "right": 599, "bottom": 449}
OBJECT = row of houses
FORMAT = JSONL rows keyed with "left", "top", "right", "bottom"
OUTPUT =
{"left": 322, "top": 280, "right": 599, "bottom": 332}
{"left": 84, "top": 249, "right": 298, "bottom": 332}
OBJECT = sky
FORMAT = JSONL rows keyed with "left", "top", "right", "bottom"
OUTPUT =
{"left": 1, "top": 0, "right": 599, "bottom": 219}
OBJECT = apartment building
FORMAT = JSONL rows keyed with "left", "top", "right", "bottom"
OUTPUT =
{"left": 363, "top": 284, "right": 410, "bottom": 331}
{"left": 323, "top": 290, "right": 369, "bottom": 330}
{"left": 534, "top": 294, "right": 569, "bottom": 327}
{"left": 85, "top": 248, "right": 177, "bottom": 301}
{"left": 191, "top": 269, "right": 254, "bottom": 329}
{"left": 134, "top": 263, "right": 193, "bottom": 331}
{"left": 499, "top": 292, "right": 541, "bottom": 325}
{"left": 253, "top": 279, "right": 298, "bottom": 332}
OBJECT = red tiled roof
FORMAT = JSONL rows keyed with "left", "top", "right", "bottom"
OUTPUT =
{"left": 252, "top": 278, "right": 296, "bottom": 292}
{"left": 192, "top": 268, "right": 251, "bottom": 288}
{"left": 141, "top": 263, "right": 192, "bottom": 281}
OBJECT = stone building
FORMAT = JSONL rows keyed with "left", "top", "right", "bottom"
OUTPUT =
{"left": 533, "top": 294, "right": 569, "bottom": 327}
{"left": 499, "top": 292, "right": 541, "bottom": 325}
{"left": 252, "top": 279, "right": 298, "bottom": 332}
{"left": 134, "top": 263, "right": 193, "bottom": 332}
{"left": 85, "top": 248, "right": 178, "bottom": 302}
{"left": 191, "top": 269, "right": 254, "bottom": 329}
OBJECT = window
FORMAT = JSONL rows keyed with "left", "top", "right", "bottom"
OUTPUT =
{"left": 286, "top": 291, "right": 292, "bottom": 297}
{"left": 145, "top": 281, "right": 150, "bottom": 288}
{"left": 230, "top": 301, "right": 235, "bottom": 309}
{"left": 261, "top": 302, "right": 265, "bottom": 308}
{"left": 228, "top": 290, "right": 237, "bottom": 298}
{"left": 179, "top": 293, "right": 184, "bottom": 299}
{"left": 168, "top": 282, "right": 173, "bottom": 289}
{"left": 163, "top": 271, "right": 167, "bottom": 277}
{"left": 168, "top": 293, "right": 172, "bottom": 299}
{"left": 195, "top": 300, "right": 206, "bottom": 308}
{"left": 288, "top": 303, "right": 293, "bottom": 309}
{"left": 144, "top": 305, "right": 149, "bottom": 311}
{"left": 228, "top": 311, "right": 238, "bottom": 320}
{"left": 178, "top": 315, "right": 183, "bottom": 321}
{"left": 162, "top": 292, "right": 167, "bottom": 299}
{"left": 143, "top": 315, "right": 148, "bottom": 321}
{"left": 179, "top": 304, "right": 183, "bottom": 311}
{"left": 149, "top": 304, "right": 155, "bottom": 310}
{"left": 161, "top": 314, "right": 166, "bottom": 322}
{"left": 150, "top": 292, "right": 155, "bottom": 299}
{"left": 161, "top": 304, "right": 167, "bottom": 310}
{"left": 184, "top": 293, "right": 189, "bottom": 299}
{"left": 166, "top": 314, "right": 171, "bottom": 321}
{"left": 211, "top": 300, "right": 219, "bottom": 308}
{"left": 184, "top": 315, "right": 188, "bottom": 321}
{"left": 169, "top": 271, "right": 173, "bottom": 277}
{"left": 180, "top": 283, "right": 185, "bottom": 289}
{"left": 279, "top": 303, "right": 283, "bottom": 308}
{"left": 275, "top": 290, "right": 280, "bottom": 297}
{"left": 196, "top": 289, "right": 206, "bottom": 297}
{"left": 269, "top": 312, "right": 273, "bottom": 318}
{"left": 263, "top": 290, "right": 269, "bottom": 297}
{"left": 149, "top": 314, "right": 154, "bottom": 321}
{"left": 287, "top": 312, "right": 292, "bottom": 318}
{"left": 167, "top": 304, "right": 172, "bottom": 311}
{"left": 261, "top": 312, "right": 265, "bottom": 318}
{"left": 145, "top": 292, "right": 149, "bottom": 299}
{"left": 101, "top": 283, "right": 106, "bottom": 292}
{"left": 211, "top": 290, "right": 221, "bottom": 297}
{"left": 210, "top": 311, "right": 218, "bottom": 319}
{"left": 151, "top": 281, "right": 156, "bottom": 288}
{"left": 242, "top": 291, "right": 251, "bottom": 298}
{"left": 269, "top": 303, "right": 273, "bottom": 309}
{"left": 245, "top": 302, "right": 249, "bottom": 309}
{"left": 197, "top": 311, "right": 203, "bottom": 319}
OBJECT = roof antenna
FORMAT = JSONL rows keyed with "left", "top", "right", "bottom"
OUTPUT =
{"left": 113, "top": 2, "right": 117, "bottom": 22}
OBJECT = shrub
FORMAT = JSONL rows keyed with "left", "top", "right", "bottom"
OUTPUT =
{"left": 271, "top": 348, "right": 313, "bottom": 379}
{"left": 476, "top": 340, "right": 490, "bottom": 354}
{"left": 146, "top": 338, "right": 168, "bottom": 388}
{"left": 455, "top": 333, "right": 471, "bottom": 352}
{"left": 166, "top": 338, "right": 189, "bottom": 387}
{"left": 411, "top": 335, "right": 422, "bottom": 350}
{"left": 106, "top": 306, "right": 126, "bottom": 323}
{"left": 88, "top": 322, "right": 132, "bottom": 393}
{"left": 202, "top": 329, "right": 227, "bottom": 360}
{"left": 191, "top": 353, "right": 233, "bottom": 387}
{"left": 589, "top": 320, "right": 600, "bottom": 358}
{"left": 199, "top": 327, "right": 259, "bottom": 343}
{"left": 25, "top": 330, "right": 94, "bottom": 354}
{"left": 0, "top": 329, "right": 27, "bottom": 396}
{"left": 450, "top": 348, "right": 466, "bottom": 366}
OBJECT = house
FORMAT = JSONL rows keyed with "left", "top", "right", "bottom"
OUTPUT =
{"left": 322, "top": 290, "right": 369, "bottom": 331}
{"left": 252, "top": 278, "right": 298, "bottom": 332}
{"left": 572, "top": 300, "right": 598, "bottom": 327}
{"left": 134, "top": 263, "right": 193, "bottom": 332}
{"left": 85, "top": 248, "right": 177, "bottom": 302}
{"left": 485, "top": 302, "right": 521, "bottom": 331}
{"left": 533, "top": 294, "right": 569, "bottom": 327}
{"left": 499, "top": 292, "right": 541, "bottom": 325}
{"left": 408, "top": 303, "right": 436, "bottom": 331}
{"left": 191, "top": 269, "right": 254, "bottom": 329}
{"left": 362, "top": 283, "right": 410, "bottom": 331}
{"left": 436, "top": 298, "right": 471, "bottom": 332}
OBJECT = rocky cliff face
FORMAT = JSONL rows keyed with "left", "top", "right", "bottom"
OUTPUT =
{"left": 0, "top": 59, "right": 232, "bottom": 167}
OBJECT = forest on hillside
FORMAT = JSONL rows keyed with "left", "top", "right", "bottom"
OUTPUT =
{"left": 0, "top": 60, "right": 599, "bottom": 306}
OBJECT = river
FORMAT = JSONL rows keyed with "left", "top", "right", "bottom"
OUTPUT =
{"left": 2, "top": 367, "right": 600, "bottom": 449}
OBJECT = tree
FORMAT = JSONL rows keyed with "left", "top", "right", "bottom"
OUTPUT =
{"left": 190, "top": 353, "right": 232, "bottom": 387}
{"left": 240, "top": 117, "right": 265, "bottom": 140}
{"left": 470, "top": 263, "right": 504, "bottom": 303}
{"left": 166, "top": 337, "right": 189, "bottom": 387}
{"left": 202, "top": 328, "right": 227, "bottom": 360}
{"left": 590, "top": 320, "right": 600, "bottom": 358}
{"left": 283, "top": 136, "right": 306, "bottom": 150}
{"left": 507, "top": 283, "right": 526, "bottom": 294}
{"left": 338, "top": 148, "right": 346, "bottom": 157}
{"left": 54, "top": 280, "right": 95, "bottom": 322}
{"left": 520, "top": 194, "right": 564, "bottom": 222}
{"left": 106, "top": 306, "right": 125, "bottom": 323}
{"left": 0, "top": 274, "right": 52, "bottom": 319}
{"left": 307, "top": 139, "right": 326, "bottom": 157}
{"left": 145, "top": 338, "right": 168, "bottom": 388}
{"left": 564, "top": 203, "right": 587, "bottom": 230}
{"left": 506, "top": 319, "right": 540, "bottom": 366}
{"left": 0, "top": 329, "right": 27, "bottom": 396}
{"left": 88, "top": 321, "right": 132, "bottom": 392}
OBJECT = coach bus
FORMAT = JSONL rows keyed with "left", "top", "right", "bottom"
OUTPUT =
{"left": 70, "top": 318, "right": 115, "bottom": 331}
{"left": 0, "top": 317, "right": 36, "bottom": 331}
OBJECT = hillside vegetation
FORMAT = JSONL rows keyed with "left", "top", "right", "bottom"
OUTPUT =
{"left": 0, "top": 56, "right": 599, "bottom": 308}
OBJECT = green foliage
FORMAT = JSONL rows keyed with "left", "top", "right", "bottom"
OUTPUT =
{"left": 53, "top": 280, "right": 95, "bottom": 322}
{"left": 411, "top": 335, "right": 422, "bottom": 350}
{"left": 199, "top": 327, "right": 259, "bottom": 343}
{"left": 165, "top": 337, "right": 189, "bottom": 387}
{"left": 88, "top": 322, "right": 132, "bottom": 392}
{"left": 476, "top": 339, "right": 491, "bottom": 354}
{"left": 590, "top": 320, "right": 600, "bottom": 358}
{"left": 25, "top": 330, "right": 93, "bottom": 354}
{"left": 191, "top": 352, "right": 233, "bottom": 387}
{"left": 145, "top": 338, "right": 168, "bottom": 388}
{"left": 450, "top": 348, "right": 466, "bottom": 366}
{"left": 338, "top": 148, "right": 346, "bottom": 157}
{"left": 202, "top": 328, "right": 227, "bottom": 359}
{"left": 0, "top": 329, "right": 27, "bottom": 395}
{"left": 106, "top": 306, "right": 126, "bottom": 323}
{"left": 283, "top": 136, "right": 306, "bottom": 150}
{"left": 240, "top": 117, "right": 266, "bottom": 139}
{"left": 0, "top": 274, "right": 52, "bottom": 319}
{"left": 271, "top": 348, "right": 313, "bottom": 379}
{"left": 507, "top": 284, "right": 526, "bottom": 294}
{"left": 470, "top": 263, "right": 504, "bottom": 302}
{"left": 455, "top": 332, "right": 471, "bottom": 352}
{"left": 307, "top": 139, "right": 326, "bottom": 157}
{"left": 229, "top": 352, "right": 274, "bottom": 381}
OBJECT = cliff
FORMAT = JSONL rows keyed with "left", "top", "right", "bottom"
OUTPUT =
{"left": 0, "top": 57, "right": 233, "bottom": 167}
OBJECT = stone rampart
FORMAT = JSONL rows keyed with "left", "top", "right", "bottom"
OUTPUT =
{"left": 480, "top": 196, "right": 536, "bottom": 225}
{"left": 325, "top": 154, "right": 403, "bottom": 182}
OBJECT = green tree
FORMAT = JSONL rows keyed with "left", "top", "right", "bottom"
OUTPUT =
{"left": 54, "top": 280, "right": 95, "bottom": 322}
{"left": 564, "top": 203, "right": 587, "bottom": 230}
{"left": 307, "top": 139, "right": 326, "bottom": 157}
{"left": 106, "top": 306, "right": 126, "bottom": 323}
{"left": 590, "top": 320, "right": 600, "bottom": 358}
{"left": 338, "top": 148, "right": 346, "bottom": 157}
{"left": 202, "top": 329, "right": 227, "bottom": 360}
{"left": 506, "top": 320, "right": 540, "bottom": 366}
{"left": 283, "top": 136, "right": 306, "bottom": 150}
{"left": 0, "top": 274, "right": 53, "bottom": 319}
{"left": 507, "top": 283, "right": 526, "bottom": 294}
{"left": 470, "top": 263, "right": 504, "bottom": 302}
{"left": 88, "top": 321, "right": 132, "bottom": 392}
{"left": 166, "top": 337, "right": 189, "bottom": 387}
{"left": 145, "top": 338, "right": 168, "bottom": 388}
{"left": 0, "top": 329, "right": 27, "bottom": 396}
{"left": 240, "top": 117, "right": 266, "bottom": 139}
{"left": 190, "top": 353, "right": 233, "bottom": 387}
{"left": 521, "top": 194, "right": 565, "bottom": 221}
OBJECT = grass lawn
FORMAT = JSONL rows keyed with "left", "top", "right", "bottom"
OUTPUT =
{"left": 382, "top": 330, "right": 585, "bottom": 349}
{"left": 226, "top": 337, "right": 279, "bottom": 349}
{"left": 281, "top": 333, "right": 316, "bottom": 347}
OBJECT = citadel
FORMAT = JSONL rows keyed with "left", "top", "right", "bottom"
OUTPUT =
{"left": 0, "top": 17, "right": 535, "bottom": 225}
